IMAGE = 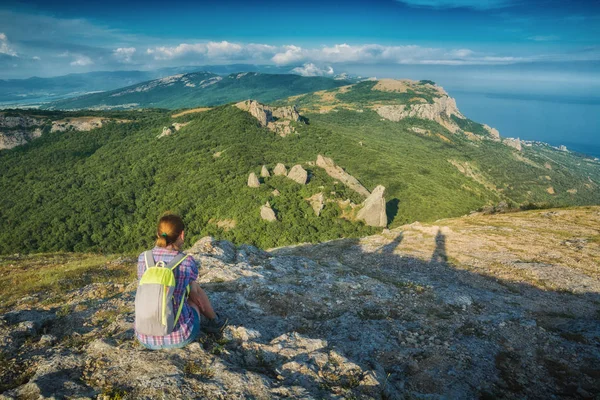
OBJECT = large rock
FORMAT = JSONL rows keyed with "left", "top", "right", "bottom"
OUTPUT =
{"left": 287, "top": 164, "right": 308, "bottom": 185}
{"left": 306, "top": 192, "right": 325, "bottom": 216}
{"left": 248, "top": 172, "right": 260, "bottom": 188}
{"left": 235, "top": 100, "right": 303, "bottom": 137}
{"left": 187, "top": 236, "right": 237, "bottom": 264}
{"left": 260, "top": 165, "right": 270, "bottom": 178}
{"left": 375, "top": 96, "right": 464, "bottom": 133}
{"left": 273, "top": 163, "right": 287, "bottom": 176}
{"left": 356, "top": 185, "right": 387, "bottom": 227}
{"left": 260, "top": 202, "right": 277, "bottom": 222}
{"left": 316, "top": 155, "right": 370, "bottom": 197}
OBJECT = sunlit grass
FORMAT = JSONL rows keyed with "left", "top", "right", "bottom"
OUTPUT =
{"left": 0, "top": 252, "right": 136, "bottom": 312}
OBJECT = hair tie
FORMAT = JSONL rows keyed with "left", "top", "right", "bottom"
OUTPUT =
{"left": 161, "top": 232, "right": 168, "bottom": 237}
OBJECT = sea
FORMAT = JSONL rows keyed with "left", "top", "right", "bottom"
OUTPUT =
{"left": 450, "top": 91, "right": 600, "bottom": 159}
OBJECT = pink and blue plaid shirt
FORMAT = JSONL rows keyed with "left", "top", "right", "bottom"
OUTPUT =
{"left": 135, "top": 247, "right": 199, "bottom": 347}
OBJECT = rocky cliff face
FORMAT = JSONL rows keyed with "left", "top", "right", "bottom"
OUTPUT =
{"left": 0, "top": 114, "right": 46, "bottom": 150}
{"left": 0, "top": 114, "right": 127, "bottom": 150}
{"left": 376, "top": 96, "right": 465, "bottom": 133}
{"left": 235, "top": 100, "right": 302, "bottom": 137}
{"left": 2, "top": 207, "right": 599, "bottom": 399}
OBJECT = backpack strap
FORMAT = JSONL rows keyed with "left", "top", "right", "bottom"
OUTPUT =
{"left": 166, "top": 253, "right": 188, "bottom": 271}
{"left": 143, "top": 250, "right": 155, "bottom": 271}
{"left": 167, "top": 253, "right": 191, "bottom": 326}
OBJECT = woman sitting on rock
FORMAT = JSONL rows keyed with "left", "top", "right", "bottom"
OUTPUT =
{"left": 134, "top": 213, "right": 226, "bottom": 350}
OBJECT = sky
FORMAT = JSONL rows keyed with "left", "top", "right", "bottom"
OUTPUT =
{"left": 0, "top": 0, "right": 599, "bottom": 80}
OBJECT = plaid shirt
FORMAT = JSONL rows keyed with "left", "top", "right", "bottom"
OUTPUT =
{"left": 135, "top": 246, "right": 199, "bottom": 347}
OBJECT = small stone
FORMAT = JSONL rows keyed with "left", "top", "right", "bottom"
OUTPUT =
{"left": 39, "top": 334, "right": 57, "bottom": 346}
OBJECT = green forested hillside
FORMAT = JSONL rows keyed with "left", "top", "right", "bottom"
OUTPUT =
{"left": 3, "top": 79, "right": 600, "bottom": 255}
{"left": 43, "top": 72, "right": 350, "bottom": 110}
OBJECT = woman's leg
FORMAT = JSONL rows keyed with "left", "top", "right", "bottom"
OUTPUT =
{"left": 188, "top": 282, "right": 217, "bottom": 320}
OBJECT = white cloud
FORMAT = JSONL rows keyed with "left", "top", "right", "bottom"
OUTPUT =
{"left": 528, "top": 35, "right": 560, "bottom": 42}
{"left": 0, "top": 32, "right": 17, "bottom": 57}
{"left": 291, "top": 63, "right": 334, "bottom": 77}
{"left": 70, "top": 55, "right": 93, "bottom": 66}
{"left": 32, "top": 56, "right": 40, "bottom": 60}
{"left": 113, "top": 47, "right": 136, "bottom": 63}
{"left": 271, "top": 45, "right": 306, "bottom": 64}
{"left": 396, "top": 0, "right": 514, "bottom": 10}
{"left": 142, "top": 40, "right": 594, "bottom": 68}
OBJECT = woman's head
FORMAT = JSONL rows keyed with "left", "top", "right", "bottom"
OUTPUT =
{"left": 156, "top": 213, "right": 185, "bottom": 249}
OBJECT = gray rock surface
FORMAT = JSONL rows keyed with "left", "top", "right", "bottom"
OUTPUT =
{"left": 316, "top": 155, "right": 370, "bottom": 197}
{"left": 273, "top": 163, "right": 287, "bottom": 176}
{"left": 247, "top": 172, "right": 261, "bottom": 188}
{"left": 287, "top": 164, "right": 308, "bottom": 185}
{"left": 260, "top": 202, "right": 277, "bottom": 222}
{"left": 356, "top": 185, "right": 387, "bottom": 227}
{"left": 3, "top": 208, "right": 600, "bottom": 399}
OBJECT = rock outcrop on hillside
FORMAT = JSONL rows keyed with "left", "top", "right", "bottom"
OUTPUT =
{"left": 483, "top": 124, "right": 501, "bottom": 141}
{"left": 356, "top": 185, "right": 387, "bottom": 227}
{"left": 0, "top": 114, "right": 46, "bottom": 150}
{"left": 0, "top": 114, "right": 128, "bottom": 150}
{"left": 504, "top": 137, "right": 522, "bottom": 151}
{"left": 235, "top": 100, "right": 302, "bottom": 137}
{"left": 315, "top": 155, "right": 370, "bottom": 197}
{"left": 287, "top": 164, "right": 308, "bottom": 185}
{"left": 260, "top": 165, "right": 270, "bottom": 178}
{"left": 3, "top": 208, "right": 599, "bottom": 399}
{"left": 375, "top": 96, "right": 465, "bottom": 133}
{"left": 260, "top": 202, "right": 277, "bottom": 222}
{"left": 247, "top": 173, "right": 260, "bottom": 188}
{"left": 273, "top": 163, "right": 287, "bottom": 176}
{"left": 157, "top": 122, "right": 189, "bottom": 138}
{"left": 306, "top": 192, "right": 325, "bottom": 216}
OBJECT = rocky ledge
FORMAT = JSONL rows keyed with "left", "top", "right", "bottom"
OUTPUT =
{"left": 1, "top": 208, "right": 599, "bottom": 399}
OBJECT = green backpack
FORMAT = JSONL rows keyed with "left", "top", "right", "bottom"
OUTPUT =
{"left": 134, "top": 251, "right": 190, "bottom": 336}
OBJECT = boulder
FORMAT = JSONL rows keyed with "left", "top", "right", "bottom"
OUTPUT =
{"left": 273, "top": 163, "right": 288, "bottom": 176}
{"left": 316, "top": 155, "right": 370, "bottom": 197}
{"left": 306, "top": 193, "right": 325, "bottom": 216}
{"left": 287, "top": 164, "right": 308, "bottom": 185}
{"left": 272, "top": 189, "right": 281, "bottom": 196}
{"left": 261, "top": 165, "right": 270, "bottom": 178}
{"left": 261, "top": 202, "right": 277, "bottom": 222}
{"left": 186, "top": 236, "right": 237, "bottom": 264}
{"left": 248, "top": 172, "right": 260, "bottom": 188}
{"left": 356, "top": 185, "right": 387, "bottom": 227}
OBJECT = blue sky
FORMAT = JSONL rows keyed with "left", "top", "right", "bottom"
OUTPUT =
{"left": 0, "top": 0, "right": 599, "bottom": 79}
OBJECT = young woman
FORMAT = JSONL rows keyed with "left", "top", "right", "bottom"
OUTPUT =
{"left": 135, "top": 213, "right": 226, "bottom": 350}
